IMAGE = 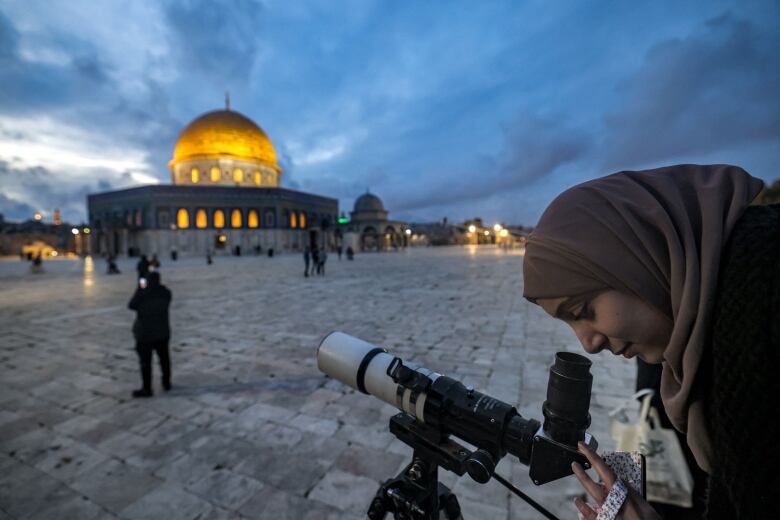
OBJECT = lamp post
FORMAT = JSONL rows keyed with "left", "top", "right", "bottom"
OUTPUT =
{"left": 467, "top": 224, "right": 476, "bottom": 245}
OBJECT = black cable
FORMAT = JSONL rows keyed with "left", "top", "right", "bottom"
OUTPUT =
{"left": 492, "top": 472, "right": 560, "bottom": 520}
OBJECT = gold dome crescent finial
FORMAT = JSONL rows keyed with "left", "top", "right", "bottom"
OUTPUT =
{"left": 225, "top": 91, "right": 230, "bottom": 111}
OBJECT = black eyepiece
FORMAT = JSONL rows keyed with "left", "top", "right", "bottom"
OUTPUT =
{"left": 542, "top": 352, "right": 592, "bottom": 445}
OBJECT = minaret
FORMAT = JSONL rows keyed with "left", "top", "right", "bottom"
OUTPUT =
{"left": 225, "top": 91, "right": 230, "bottom": 111}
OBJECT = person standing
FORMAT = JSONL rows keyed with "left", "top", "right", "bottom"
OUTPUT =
{"left": 136, "top": 254, "right": 149, "bottom": 279}
{"left": 128, "top": 271, "right": 172, "bottom": 397}
{"left": 303, "top": 246, "right": 311, "bottom": 277}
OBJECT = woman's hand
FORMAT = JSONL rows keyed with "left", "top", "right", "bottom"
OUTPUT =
{"left": 572, "top": 442, "right": 661, "bottom": 520}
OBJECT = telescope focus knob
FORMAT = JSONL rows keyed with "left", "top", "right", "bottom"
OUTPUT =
{"left": 466, "top": 449, "right": 495, "bottom": 483}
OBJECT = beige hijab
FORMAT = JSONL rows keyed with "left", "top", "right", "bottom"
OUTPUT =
{"left": 523, "top": 164, "right": 763, "bottom": 472}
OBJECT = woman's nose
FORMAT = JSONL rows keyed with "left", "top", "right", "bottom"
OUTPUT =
{"left": 572, "top": 324, "right": 607, "bottom": 354}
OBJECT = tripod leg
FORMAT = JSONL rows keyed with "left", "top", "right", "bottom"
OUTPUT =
{"left": 437, "top": 483, "right": 463, "bottom": 520}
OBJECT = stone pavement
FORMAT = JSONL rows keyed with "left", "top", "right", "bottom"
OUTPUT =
{"left": 0, "top": 247, "right": 636, "bottom": 519}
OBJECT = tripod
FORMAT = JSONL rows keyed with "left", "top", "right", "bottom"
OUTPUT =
{"left": 367, "top": 414, "right": 467, "bottom": 519}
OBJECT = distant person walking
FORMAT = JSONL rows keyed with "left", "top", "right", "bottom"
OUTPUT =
{"left": 303, "top": 246, "right": 311, "bottom": 277}
{"left": 346, "top": 246, "right": 354, "bottom": 261}
{"left": 30, "top": 252, "right": 44, "bottom": 274}
{"left": 311, "top": 246, "right": 320, "bottom": 274}
{"left": 317, "top": 249, "right": 327, "bottom": 276}
{"left": 149, "top": 254, "right": 161, "bottom": 271}
{"left": 136, "top": 255, "right": 149, "bottom": 279}
{"left": 107, "top": 255, "right": 121, "bottom": 274}
{"left": 128, "top": 271, "right": 172, "bottom": 398}
{"left": 337, "top": 245, "right": 343, "bottom": 261}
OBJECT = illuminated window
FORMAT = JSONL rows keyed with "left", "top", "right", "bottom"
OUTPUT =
{"left": 177, "top": 208, "right": 190, "bottom": 229}
{"left": 248, "top": 209, "right": 259, "bottom": 228}
{"left": 210, "top": 166, "right": 221, "bottom": 182}
{"left": 213, "top": 209, "right": 225, "bottom": 228}
{"left": 290, "top": 211, "right": 298, "bottom": 229}
{"left": 300, "top": 212, "right": 306, "bottom": 228}
{"left": 231, "top": 209, "right": 242, "bottom": 228}
{"left": 254, "top": 171, "right": 261, "bottom": 186}
{"left": 134, "top": 210, "right": 142, "bottom": 227}
{"left": 191, "top": 168, "right": 200, "bottom": 183}
{"left": 195, "top": 209, "right": 207, "bottom": 228}
{"left": 233, "top": 168, "right": 243, "bottom": 183}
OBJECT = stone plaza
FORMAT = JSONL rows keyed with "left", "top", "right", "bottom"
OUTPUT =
{"left": 0, "top": 247, "right": 635, "bottom": 519}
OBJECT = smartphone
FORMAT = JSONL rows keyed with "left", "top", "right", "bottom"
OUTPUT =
{"left": 139, "top": 277, "right": 147, "bottom": 289}
{"left": 602, "top": 451, "right": 646, "bottom": 498}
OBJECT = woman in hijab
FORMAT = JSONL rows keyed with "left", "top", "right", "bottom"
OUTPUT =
{"left": 523, "top": 164, "right": 778, "bottom": 519}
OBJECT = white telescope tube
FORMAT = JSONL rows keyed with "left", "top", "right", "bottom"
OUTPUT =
{"left": 317, "top": 331, "right": 439, "bottom": 421}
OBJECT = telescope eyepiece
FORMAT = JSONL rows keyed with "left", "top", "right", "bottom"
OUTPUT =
{"left": 542, "top": 352, "right": 593, "bottom": 446}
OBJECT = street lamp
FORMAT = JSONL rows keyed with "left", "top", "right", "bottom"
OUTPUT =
{"left": 493, "top": 223, "right": 502, "bottom": 232}
{"left": 468, "top": 225, "right": 476, "bottom": 233}
{"left": 71, "top": 228, "right": 79, "bottom": 235}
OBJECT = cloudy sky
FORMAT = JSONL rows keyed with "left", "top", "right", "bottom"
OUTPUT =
{"left": 1, "top": 0, "right": 778, "bottom": 225}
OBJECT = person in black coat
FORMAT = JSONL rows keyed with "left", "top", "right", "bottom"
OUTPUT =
{"left": 136, "top": 255, "right": 149, "bottom": 279}
{"left": 128, "top": 271, "right": 172, "bottom": 397}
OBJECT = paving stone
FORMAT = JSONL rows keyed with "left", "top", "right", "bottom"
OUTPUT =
{"left": 187, "top": 468, "right": 264, "bottom": 510}
{"left": 307, "top": 469, "right": 380, "bottom": 514}
{"left": 119, "top": 483, "right": 212, "bottom": 520}
{"left": 69, "top": 459, "right": 163, "bottom": 513}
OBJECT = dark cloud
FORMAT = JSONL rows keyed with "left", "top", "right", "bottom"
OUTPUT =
{"left": 391, "top": 112, "right": 592, "bottom": 212}
{"left": 0, "top": 160, "right": 111, "bottom": 223}
{"left": 0, "top": 193, "right": 35, "bottom": 220}
{"left": 163, "top": 0, "right": 265, "bottom": 83}
{"left": 603, "top": 13, "right": 780, "bottom": 169}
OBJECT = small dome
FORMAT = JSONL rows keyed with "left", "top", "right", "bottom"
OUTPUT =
{"left": 170, "top": 109, "right": 279, "bottom": 171}
{"left": 354, "top": 192, "right": 385, "bottom": 212}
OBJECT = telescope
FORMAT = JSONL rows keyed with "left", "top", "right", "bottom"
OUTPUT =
{"left": 317, "top": 332, "right": 598, "bottom": 520}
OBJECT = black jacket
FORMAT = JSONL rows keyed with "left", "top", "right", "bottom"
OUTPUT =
{"left": 704, "top": 204, "right": 780, "bottom": 519}
{"left": 128, "top": 284, "right": 172, "bottom": 342}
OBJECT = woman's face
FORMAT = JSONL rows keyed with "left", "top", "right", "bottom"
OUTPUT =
{"left": 535, "top": 291, "right": 672, "bottom": 364}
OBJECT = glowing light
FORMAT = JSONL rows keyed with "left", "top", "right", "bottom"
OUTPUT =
{"left": 231, "top": 209, "right": 242, "bottom": 228}
{"left": 83, "top": 227, "right": 91, "bottom": 234}
{"left": 483, "top": 230, "right": 490, "bottom": 236}
{"left": 191, "top": 168, "right": 200, "bottom": 183}
{"left": 34, "top": 212, "right": 43, "bottom": 221}
{"left": 500, "top": 229, "right": 508, "bottom": 237}
{"left": 468, "top": 225, "right": 476, "bottom": 233}
{"left": 196, "top": 209, "right": 207, "bottom": 228}
{"left": 213, "top": 209, "right": 225, "bottom": 228}
{"left": 51, "top": 251, "right": 58, "bottom": 257}
{"left": 177, "top": 208, "right": 190, "bottom": 228}
{"left": 338, "top": 217, "right": 349, "bottom": 224}
{"left": 218, "top": 234, "right": 227, "bottom": 243}
{"left": 248, "top": 209, "right": 259, "bottom": 228}
{"left": 405, "top": 229, "right": 412, "bottom": 235}
{"left": 210, "top": 166, "right": 221, "bottom": 182}
{"left": 493, "top": 224, "right": 502, "bottom": 232}
{"left": 71, "top": 227, "right": 79, "bottom": 235}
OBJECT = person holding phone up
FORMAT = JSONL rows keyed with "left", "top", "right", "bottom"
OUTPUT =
{"left": 128, "top": 271, "right": 173, "bottom": 398}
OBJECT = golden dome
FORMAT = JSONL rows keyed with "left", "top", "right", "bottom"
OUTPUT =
{"left": 170, "top": 109, "right": 280, "bottom": 171}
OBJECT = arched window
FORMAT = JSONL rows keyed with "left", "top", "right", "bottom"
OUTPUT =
{"left": 254, "top": 171, "right": 261, "bottom": 186}
{"left": 195, "top": 209, "right": 207, "bottom": 228}
{"left": 265, "top": 209, "right": 275, "bottom": 227}
{"left": 248, "top": 209, "right": 259, "bottom": 228}
{"left": 299, "top": 212, "right": 306, "bottom": 229}
{"left": 290, "top": 211, "right": 298, "bottom": 229}
{"left": 233, "top": 168, "right": 243, "bottom": 183}
{"left": 213, "top": 209, "right": 225, "bottom": 229}
{"left": 231, "top": 209, "right": 242, "bottom": 228}
{"left": 177, "top": 208, "right": 190, "bottom": 229}
{"left": 191, "top": 168, "right": 200, "bottom": 183}
{"left": 210, "top": 166, "right": 221, "bottom": 182}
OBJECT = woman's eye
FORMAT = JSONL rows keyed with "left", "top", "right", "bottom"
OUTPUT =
{"left": 575, "top": 302, "right": 592, "bottom": 321}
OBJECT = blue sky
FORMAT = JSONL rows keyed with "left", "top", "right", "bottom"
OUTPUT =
{"left": 0, "top": 0, "right": 778, "bottom": 225}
